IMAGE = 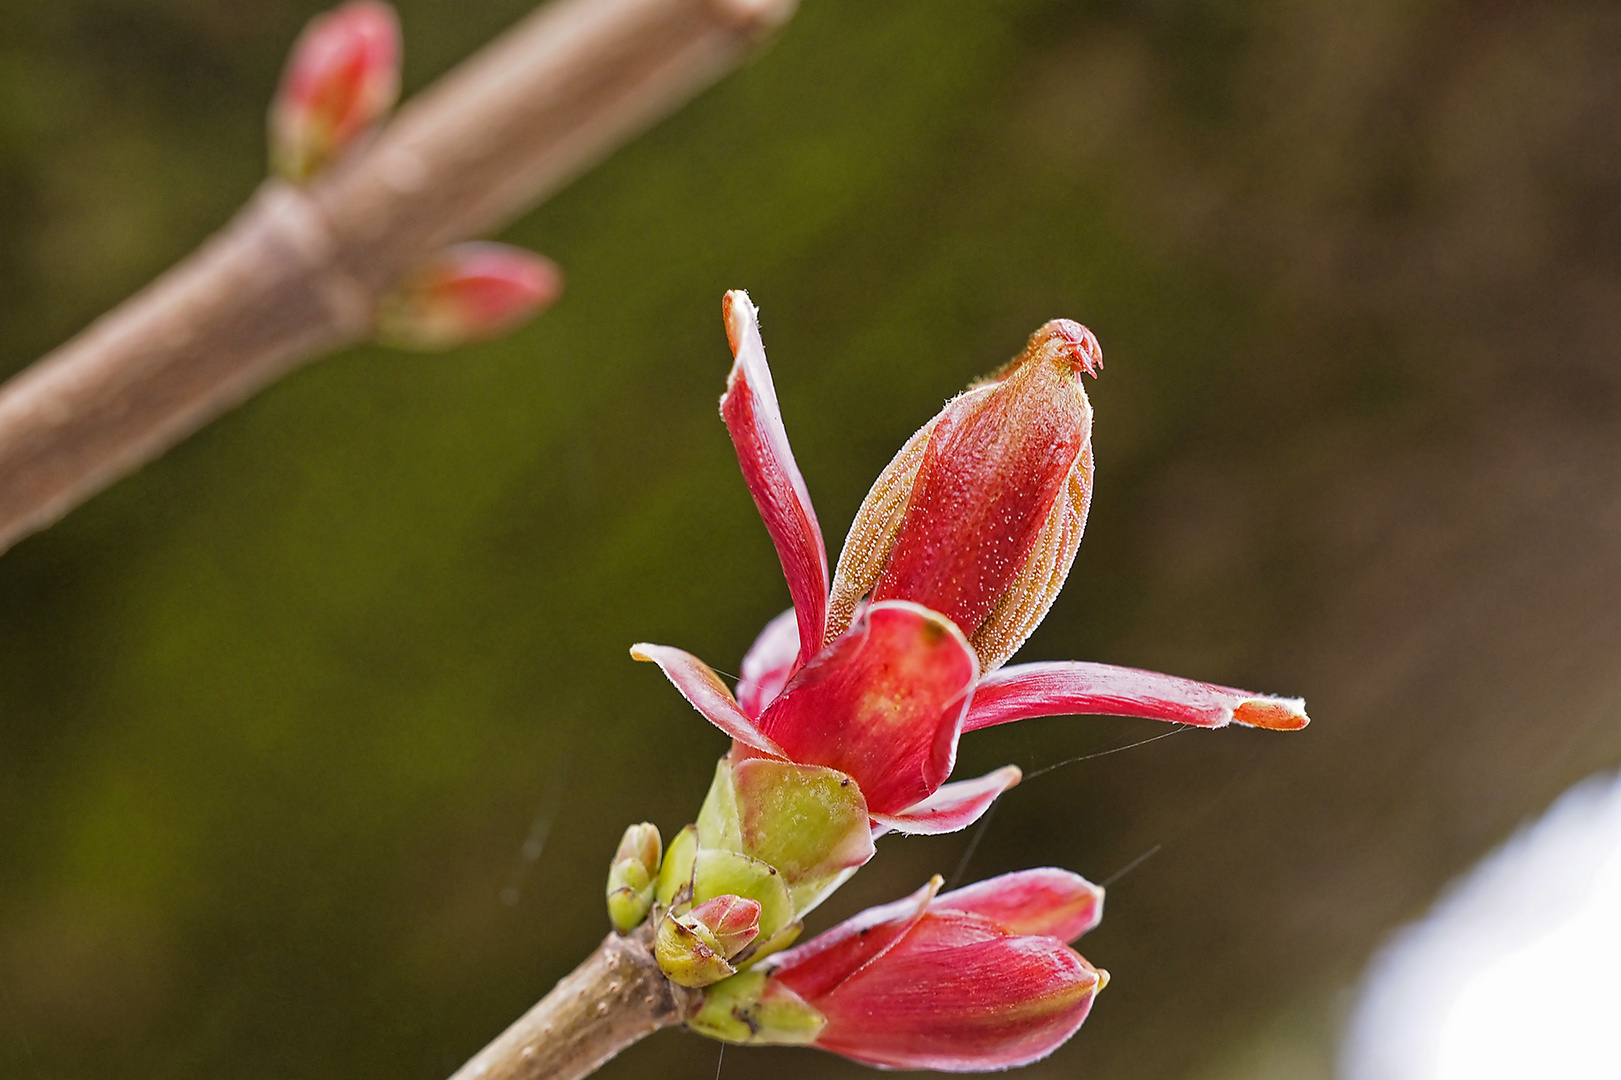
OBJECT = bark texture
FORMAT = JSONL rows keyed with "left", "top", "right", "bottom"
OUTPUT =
{"left": 448, "top": 928, "right": 699, "bottom": 1080}
{"left": 0, "top": 0, "right": 796, "bottom": 555}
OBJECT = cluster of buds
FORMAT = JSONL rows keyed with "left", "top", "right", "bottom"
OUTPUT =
{"left": 605, "top": 291, "right": 1309, "bottom": 1070}
{"left": 269, "top": 2, "right": 561, "bottom": 350}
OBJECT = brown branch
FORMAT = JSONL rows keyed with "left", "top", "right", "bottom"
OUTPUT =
{"left": 0, "top": 0, "right": 796, "bottom": 555}
{"left": 449, "top": 926, "right": 700, "bottom": 1080}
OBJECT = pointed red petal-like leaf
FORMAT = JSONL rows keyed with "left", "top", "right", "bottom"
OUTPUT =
{"left": 873, "top": 765, "right": 1022, "bottom": 836}
{"left": 814, "top": 929, "right": 1101, "bottom": 1071}
{"left": 964, "top": 661, "right": 1310, "bottom": 733}
{"left": 769, "top": 877, "right": 940, "bottom": 1001}
{"left": 630, "top": 643, "right": 784, "bottom": 756}
{"left": 756, "top": 602, "right": 978, "bottom": 815}
{"left": 872, "top": 323, "right": 1094, "bottom": 640}
{"left": 934, "top": 868, "right": 1103, "bottom": 943}
{"left": 719, "top": 292, "right": 828, "bottom": 666}
{"left": 737, "top": 607, "right": 799, "bottom": 720}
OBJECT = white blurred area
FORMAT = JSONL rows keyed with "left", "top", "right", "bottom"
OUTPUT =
{"left": 1341, "top": 769, "right": 1621, "bottom": 1080}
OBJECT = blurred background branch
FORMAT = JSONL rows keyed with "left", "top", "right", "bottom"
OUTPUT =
{"left": 0, "top": 0, "right": 794, "bottom": 555}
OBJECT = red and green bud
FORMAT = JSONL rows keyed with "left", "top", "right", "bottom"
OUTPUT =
{"left": 829, "top": 319, "right": 1100, "bottom": 673}
{"left": 655, "top": 894, "right": 762, "bottom": 988}
{"left": 377, "top": 243, "right": 563, "bottom": 351}
{"left": 605, "top": 822, "right": 661, "bottom": 933}
{"left": 630, "top": 293, "right": 1308, "bottom": 993}
{"left": 269, "top": 0, "right": 401, "bottom": 182}
{"left": 691, "top": 869, "right": 1108, "bottom": 1071}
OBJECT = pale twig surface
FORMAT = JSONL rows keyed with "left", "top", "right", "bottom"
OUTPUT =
{"left": 0, "top": 0, "right": 796, "bottom": 555}
{"left": 448, "top": 926, "right": 699, "bottom": 1080}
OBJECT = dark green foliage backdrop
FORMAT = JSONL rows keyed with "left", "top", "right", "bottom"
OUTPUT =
{"left": 3, "top": 2, "right": 1620, "bottom": 1078}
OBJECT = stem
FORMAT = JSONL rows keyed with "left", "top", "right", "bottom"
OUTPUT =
{"left": 448, "top": 927, "right": 699, "bottom": 1080}
{"left": 0, "top": 0, "right": 797, "bottom": 556}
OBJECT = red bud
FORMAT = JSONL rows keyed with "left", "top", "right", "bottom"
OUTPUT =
{"left": 270, "top": 1, "right": 402, "bottom": 182}
{"left": 377, "top": 243, "right": 563, "bottom": 350}
{"left": 829, "top": 320, "right": 1100, "bottom": 672}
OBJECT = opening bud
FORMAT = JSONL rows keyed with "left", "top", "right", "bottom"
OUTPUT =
{"left": 377, "top": 243, "right": 563, "bottom": 351}
{"left": 605, "top": 822, "right": 662, "bottom": 933}
{"left": 269, "top": 1, "right": 401, "bottom": 182}
{"left": 656, "top": 894, "right": 762, "bottom": 988}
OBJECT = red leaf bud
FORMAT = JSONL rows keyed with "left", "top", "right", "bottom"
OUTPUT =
{"left": 269, "top": 1, "right": 401, "bottom": 182}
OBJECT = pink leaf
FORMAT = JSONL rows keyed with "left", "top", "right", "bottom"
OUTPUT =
{"left": 934, "top": 868, "right": 1103, "bottom": 943}
{"left": 270, "top": 1, "right": 401, "bottom": 181}
{"left": 814, "top": 927, "right": 1101, "bottom": 1071}
{"left": 768, "top": 877, "right": 939, "bottom": 1001}
{"left": 736, "top": 607, "right": 799, "bottom": 719}
{"left": 873, "top": 765, "right": 1022, "bottom": 836}
{"left": 871, "top": 321, "right": 1095, "bottom": 640}
{"left": 629, "top": 643, "right": 783, "bottom": 756}
{"left": 719, "top": 291, "right": 828, "bottom": 666}
{"left": 965, "top": 660, "right": 1310, "bottom": 733}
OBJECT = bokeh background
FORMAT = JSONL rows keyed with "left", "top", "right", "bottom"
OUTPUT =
{"left": 3, "top": 1, "right": 1621, "bottom": 1078}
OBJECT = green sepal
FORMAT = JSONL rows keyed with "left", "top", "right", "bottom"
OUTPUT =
{"left": 692, "top": 849, "right": 794, "bottom": 944}
{"left": 698, "top": 756, "right": 874, "bottom": 919}
{"left": 696, "top": 759, "right": 743, "bottom": 852}
{"left": 688, "top": 970, "right": 826, "bottom": 1046}
{"left": 606, "top": 880, "right": 653, "bottom": 933}
{"left": 730, "top": 758, "right": 873, "bottom": 914}
{"left": 655, "top": 824, "right": 699, "bottom": 907}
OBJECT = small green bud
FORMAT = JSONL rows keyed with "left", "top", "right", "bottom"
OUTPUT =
{"left": 688, "top": 970, "right": 826, "bottom": 1045}
{"left": 605, "top": 822, "right": 662, "bottom": 933}
{"left": 656, "top": 893, "right": 760, "bottom": 988}
{"left": 656, "top": 915, "right": 734, "bottom": 987}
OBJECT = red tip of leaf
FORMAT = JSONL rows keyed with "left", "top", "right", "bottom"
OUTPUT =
{"left": 1232, "top": 697, "right": 1310, "bottom": 730}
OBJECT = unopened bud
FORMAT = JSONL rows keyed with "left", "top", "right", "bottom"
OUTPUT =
{"left": 606, "top": 822, "right": 662, "bottom": 933}
{"left": 689, "top": 894, "right": 763, "bottom": 958}
{"left": 269, "top": 1, "right": 401, "bottom": 182}
{"left": 656, "top": 894, "right": 761, "bottom": 988}
{"left": 377, "top": 243, "right": 563, "bottom": 351}
{"left": 828, "top": 319, "right": 1100, "bottom": 672}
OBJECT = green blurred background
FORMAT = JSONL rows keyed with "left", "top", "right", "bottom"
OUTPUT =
{"left": 3, "top": 1, "right": 1620, "bottom": 1078}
